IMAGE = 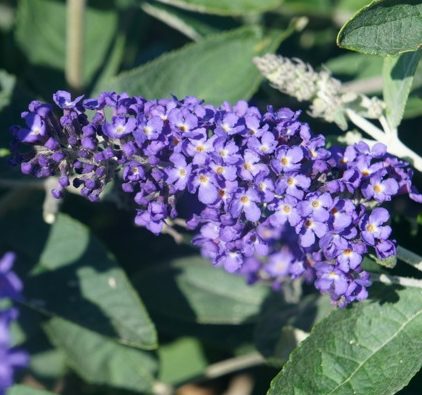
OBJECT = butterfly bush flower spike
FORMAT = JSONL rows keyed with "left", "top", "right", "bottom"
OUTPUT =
{"left": 0, "top": 253, "right": 28, "bottom": 394}
{"left": 10, "top": 91, "right": 422, "bottom": 307}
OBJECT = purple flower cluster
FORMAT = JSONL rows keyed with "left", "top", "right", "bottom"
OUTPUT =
{"left": 0, "top": 253, "right": 27, "bottom": 394}
{"left": 10, "top": 91, "right": 422, "bottom": 306}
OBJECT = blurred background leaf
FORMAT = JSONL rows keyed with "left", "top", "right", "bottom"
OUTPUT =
{"left": 0, "top": 202, "right": 157, "bottom": 350}
{"left": 134, "top": 256, "right": 274, "bottom": 325}
{"left": 8, "top": 385, "right": 56, "bottom": 395}
{"left": 1, "top": 0, "right": 422, "bottom": 394}
{"left": 44, "top": 317, "right": 158, "bottom": 393}
{"left": 15, "top": 0, "right": 129, "bottom": 97}
{"left": 152, "top": 0, "right": 283, "bottom": 16}
{"left": 100, "top": 25, "right": 293, "bottom": 103}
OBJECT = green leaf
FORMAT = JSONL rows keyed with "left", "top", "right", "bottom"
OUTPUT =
{"left": 337, "top": 0, "right": 422, "bottom": 56}
{"left": 155, "top": 317, "right": 256, "bottom": 352}
{"left": 325, "top": 53, "right": 383, "bottom": 80}
{"left": 153, "top": 0, "right": 282, "bottom": 16}
{"left": 141, "top": 1, "right": 219, "bottom": 41}
{"left": 254, "top": 294, "right": 333, "bottom": 366}
{"left": 0, "top": 71, "right": 33, "bottom": 148}
{"left": 44, "top": 317, "right": 158, "bottom": 392}
{"left": 383, "top": 51, "right": 422, "bottom": 128}
{"left": 135, "top": 256, "right": 272, "bottom": 324}
{"left": 99, "top": 26, "right": 289, "bottom": 104}
{"left": 159, "top": 337, "right": 208, "bottom": 384}
{"left": 404, "top": 95, "right": 422, "bottom": 119}
{"left": 281, "top": 0, "right": 332, "bottom": 16}
{"left": 337, "top": 0, "right": 373, "bottom": 13}
{"left": 0, "top": 207, "right": 157, "bottom": 350}
{"left": 397, "top": 245, "right": 422, "bottom": 273}
{"left": 267, "top": 286, "right": 422, "bottom": 395}
{"left": 15, "top": 0, "right": 125, "bottom": 92}
{"left": 35, "top": 214, "right": 157, "bottom": 349}
{"left": 30, "top": 348, "right": 66, "bottom": 379}
{"left": 0, "top": 70, "right": 15, "bottom": 113}
{"left": 7, "top": 386, "right": 55, "bottom": 395}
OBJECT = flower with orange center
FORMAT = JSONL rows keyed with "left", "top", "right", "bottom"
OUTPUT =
{"left": 311, "top": 199, "right": 320, "bottom": 208}
{"left": 240, "top": 195, "right": 250, "bottom": 205}
{"left": 282, "top": 204, "right": 291, "bottom": 214}
{"left": 195, "top": 144, "right": 205, "bottom": 153}
{"left": 280, "top": 156, "right": 289, "bottom": 166}
{"left": 366, "top": 223, "right": 377, "bottom": 233}
{"left": 373, "top": 184, "right": 383, "bottom": 193}
{"left": 178, "top": 123, "right": 189, "bottom": 132}
{"left": 243, "top": 162, "right": 252, "bottom": 171}
{"left": 287, "top": 177, "right": 296, "bottom": 186}
{"left": 198, "top": 174, "right": 209, "bottom": 185}
{"left": 215, "top": 166, "right": 225, "bottom": 175}
{"left": 219, "top": 149, "right": 228, "bottom": 158}
{"left": 343, "top": 248, "right": 353, "bottom": 257}
{"left": 305, "top": 219, "right": 314, "bottom": 228}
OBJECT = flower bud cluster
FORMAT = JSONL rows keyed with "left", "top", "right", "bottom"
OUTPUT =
{"left": 253, "top": 54, "right": 380, "bottom": 130}
{"left": 0, "top": 253, "right": 27, "bottom": 393}
{"left": 10, "top": 91, "right": 422, "bottom": 306}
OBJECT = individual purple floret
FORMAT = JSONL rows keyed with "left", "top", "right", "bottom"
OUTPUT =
{"left": 0, "top": 253, "right": 27, "bottom": 394}
{"left": 10, "top": 91, "right": 422, "bottom": 307}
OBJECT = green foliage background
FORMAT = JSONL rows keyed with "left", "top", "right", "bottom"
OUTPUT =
{"left": 1, "top": 0, "right": 422, "bottom": 394}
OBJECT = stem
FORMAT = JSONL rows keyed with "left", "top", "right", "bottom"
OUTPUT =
{"left": 43, "top": 177, "right": 62, "bottom": 224}
{"left": 397, "top": 246, "right": 422, "bottom": 272}
{"left": 390, "top": 138, "right": 422, "bottom": 172}
{"left": 345, "top": 109, "right": 422, "bottom": 172}
{"left": 152, "top": 382, "right": 174, "bottom": 395}
{"left": 345, "top": 109, "right": 385, "bottom": 142}
{"left": 202, "top": 353, "right": 265, "bottom": 380}
{"left": 372, "top": 273, "right": 422, "bottom": 289}
{"left": 173, "top": 218, "right": 188, "bottom": 228}
{"left": 161, "top": 224, "right": 184, "bottom": 244}
{"left": 379, "top": 115, "right": 395, "bottom": 137}
{"left": 224, "top": 374, "right": 254, "bottom": 395}
{"left": 141, "top": 2, "right": 202, "bottom": 42}
{"left": 66, "top": 0, "right": 86, "bottom": 92}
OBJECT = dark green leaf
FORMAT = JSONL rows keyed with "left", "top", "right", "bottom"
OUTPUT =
{"left": 153, "top": 0, "right": 282, "bottom": 16}
{"left": 325, "top": 53, "right": 383, "bottom": 80}
{"left": 0, "top": 70, "right": 15, "bottom": 113}
{"left": 141, "top": 2, "right": 219, "bottom": 41}
{"left": 404, "top": 96, "right": 422, "bottom": 119}
{"left": 268, "top": 286, "right": 422, "bottom": 395}
{"left": 135, "top": 256, "right": 271, "bottom": 324}
{"left": 7, "top": 386, "right": 55, "bottom": 395}
{"left": 158, "top": 337, "right": 207, "bottom": 384}
{"left": 99, "top": 26, "right": 289, "bottom": 104}
{"left": 337, "top": 0, "right": 373, "bottom": 13}
{"left": 337, "top": 0, "right": 422, "bottom": 56}
{"left": 148, "top": 314, "right": 256, "bottom": 351}
{"left": 44, "top": 317, "right": 158, "bottom": 392}
{"left": 383, "top": 51, "right": 422, "bottom": 128}
{"left": 0, "top": 207, "right": 157, "bottom": 350}
{"left": 254, "top": 294, "right": 333, "bottom": 366}
{"left": 29, "top": 348, "right": 66, "bottom": 379}
{"left": 281, "top": 0, "right": 332, "bottom": 16}
{"left": 15, "top": 0, "right": 125, "bottom": 92}
{"left": 0, "top": 2, "right": 14, "bottom": 32}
